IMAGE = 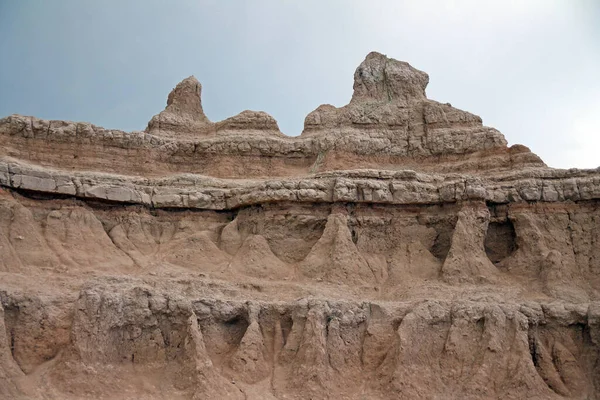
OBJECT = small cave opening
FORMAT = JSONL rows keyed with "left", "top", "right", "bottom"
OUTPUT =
{"left": 220, "top": 313, "right": 251, "bottom": 348}
{"left": 196, "top": 307, "right": 251, "bottom": 366}
{"left": 429, "top": 221, "right": 456, "bottom": 261}
{"left": 280, "top": 313, "right": 293, "bottom": 346}
{"left": 224, "top": 316, "right": 241, "bottom": 326}
{"left": 351, "top": 228, "right": 358, "bottom": 244}
{"left": 485, "top": 219, "right": 517, "bottom": 264}
{"left": 528, "top": 332, "right": 540, "bottom": 368}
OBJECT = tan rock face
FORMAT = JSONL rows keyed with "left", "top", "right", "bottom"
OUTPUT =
{"left": 0, "top": 52, "right": 599, "bottom": 399}
{"left": 442, "top": 202, "right": 499, "bottom": 284}
{"left": 299, "top": 213, "right": 375, "bottom": 285}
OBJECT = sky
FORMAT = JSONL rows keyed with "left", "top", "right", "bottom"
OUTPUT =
{"left": 0, "top": 0, "right": 599, "bottom": 169}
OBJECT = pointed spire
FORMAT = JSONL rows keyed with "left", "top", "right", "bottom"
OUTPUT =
{"left": 351, "top": 51, "right": 429, "bottom": 104}
{"left": 165, "top": 76, "right": 208, "bottom": 119}
{"left": 146, "top": 76, "right": 213, "bottom": 137}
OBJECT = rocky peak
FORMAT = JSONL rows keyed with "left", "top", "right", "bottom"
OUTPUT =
{"left": 165, "top": 76, "right": 209, "bottom": 121}
{"left": 351, "top": 52, "right": 429, "bottom": 105}
{"left": 146, "top": 76, "right": 213, "bottom": 138}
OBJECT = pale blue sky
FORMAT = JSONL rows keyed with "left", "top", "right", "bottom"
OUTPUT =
{"left": 1, "top": 0, "right": 599, "bottom": 168}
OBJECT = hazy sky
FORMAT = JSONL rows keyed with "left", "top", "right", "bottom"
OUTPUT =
{"left": 1, "top": 1, "right": 598, "bottom": 168}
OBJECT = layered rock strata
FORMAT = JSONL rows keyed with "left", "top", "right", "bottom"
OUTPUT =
{"left": 0, "top": 52, "right": 544, "bottom": 179}
{"left": 0, "top": 52, "right": 598, "bottom": 399}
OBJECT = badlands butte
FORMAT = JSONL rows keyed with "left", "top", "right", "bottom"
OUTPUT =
{"left": 0, "top": 52, "right": 599, "bottom": 399}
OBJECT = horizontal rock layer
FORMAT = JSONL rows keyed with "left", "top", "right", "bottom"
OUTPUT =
{"left": 0, "top": 113, "right": 544, "bottom": 178}
{"left": 1, "top": 158, "right": 598, "bottom": 209}
{"left": 1, "top": 187, "right": 598, "bottom": 295}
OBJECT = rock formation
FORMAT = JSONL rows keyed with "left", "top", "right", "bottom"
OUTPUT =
{"left": 146, "top": 76, "right": 213, "bottom": 137}
{"left": 0, "top": 52, "right": 599, "bottom": 399}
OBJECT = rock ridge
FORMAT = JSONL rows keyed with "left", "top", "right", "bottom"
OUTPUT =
{"left": 0, "top": 52, "right": 548, "bottom": 179}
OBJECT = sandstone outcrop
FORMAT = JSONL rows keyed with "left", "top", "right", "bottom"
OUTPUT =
{"left": 0, "top": 52, "right": 598, "bottom": 399}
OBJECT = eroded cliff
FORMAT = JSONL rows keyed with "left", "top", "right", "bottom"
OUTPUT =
{"left": 0, "top": 52, "right": 598, "bottom": 399}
